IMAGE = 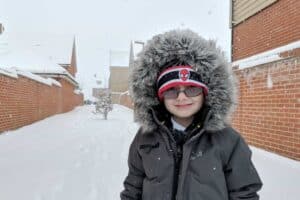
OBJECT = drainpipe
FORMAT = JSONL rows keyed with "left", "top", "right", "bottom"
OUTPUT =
{"left": 229, "top": 0, "right": 234, "bottom": 62}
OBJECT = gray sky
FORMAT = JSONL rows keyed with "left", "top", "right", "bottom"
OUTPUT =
{"left": 0, "top": 0, "right": 231, "bottom": 99}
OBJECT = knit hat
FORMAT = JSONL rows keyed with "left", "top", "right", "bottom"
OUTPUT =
{"left": 157, "top": 65, "right": 209, "bottom": 100}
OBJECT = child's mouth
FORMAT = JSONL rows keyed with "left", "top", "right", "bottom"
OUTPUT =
{"left": 175, "top": 103, "right": 193, "bottom": 108}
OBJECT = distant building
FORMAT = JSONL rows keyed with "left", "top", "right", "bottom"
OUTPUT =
{"left": 107, "top": 50, "right": 128, "bottom": 103}
{"left": 109, "top": 66, "right": 129, "bottom": 103}
{"left": 108, "top": 43, "right": 143, "bottom": 106}
{"left": 92, "top": 88, "right": 109, "bottom": 98}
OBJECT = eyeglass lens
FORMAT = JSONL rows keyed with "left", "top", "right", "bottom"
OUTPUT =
{"left": 163, "top": 87, "right": 203, "bottom": 99}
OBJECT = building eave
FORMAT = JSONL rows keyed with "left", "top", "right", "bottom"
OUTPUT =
{"left": 34, "top": 72, "right": 78, "bottom": 87}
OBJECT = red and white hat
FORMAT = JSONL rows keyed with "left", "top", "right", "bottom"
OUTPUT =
{"left": 157, "top": 65, "right": 209, "bottom": 100}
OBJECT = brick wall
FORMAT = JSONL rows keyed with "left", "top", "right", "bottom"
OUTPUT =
{"left": 232, "top": 0, "right": 300, "bottom": 61}
{"left": 232, "top": 56, "right": 300, "bottom": 160}
{"left": 119, "top": 93, "right": 133, "bottom": 109}
{"left": 0, "top": 74, "right": 83, "bottom": 133}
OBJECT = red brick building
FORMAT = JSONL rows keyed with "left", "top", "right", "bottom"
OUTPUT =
{"left": 230, "top": 0, "right": 300, "bottom": 160}
{"left": 0, "top": 35, "right": 83, "bottom": 133}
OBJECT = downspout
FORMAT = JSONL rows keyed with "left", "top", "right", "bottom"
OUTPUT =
{"left": 229, "top": 0, "right": 234, "bottom": 62}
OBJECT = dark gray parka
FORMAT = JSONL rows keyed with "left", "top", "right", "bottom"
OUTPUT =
{"left": 121, "top": 29, "right": 262, "bottom": 200}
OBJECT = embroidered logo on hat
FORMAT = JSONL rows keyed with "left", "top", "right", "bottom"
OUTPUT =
{"left": 179, "top": 69, "right": 190, "bottom": 81}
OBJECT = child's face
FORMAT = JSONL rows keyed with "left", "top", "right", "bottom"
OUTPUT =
{"left": 163, "top": 85, "right": 204, "bottom": 120}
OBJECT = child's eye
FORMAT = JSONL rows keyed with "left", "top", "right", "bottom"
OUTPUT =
{"left": 187, "top": 87, "right": 197, "bottom": 91}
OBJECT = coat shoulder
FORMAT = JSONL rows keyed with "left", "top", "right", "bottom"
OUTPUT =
{"left": 134, "top": 126, "right": 160, "bottom": 144}
{"left": 214, "top": 126, "right": 243, "bottom": 144}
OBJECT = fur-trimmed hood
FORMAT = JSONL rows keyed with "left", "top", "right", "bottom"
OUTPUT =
{"left": 129, "top": 29, "right": 237, "bottom": 132}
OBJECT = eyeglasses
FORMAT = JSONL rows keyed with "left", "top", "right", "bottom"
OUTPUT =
{"left": 162, "top": 86, "right": 203, "bottom": 99}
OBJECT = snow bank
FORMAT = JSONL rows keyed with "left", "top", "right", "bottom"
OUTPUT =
{"left": 251, "top": 146, "right": 300, "bottom": 200}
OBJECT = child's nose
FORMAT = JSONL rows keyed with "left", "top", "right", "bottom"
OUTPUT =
{"left": 177, "top": 90, "right": 188, "bottom": 100}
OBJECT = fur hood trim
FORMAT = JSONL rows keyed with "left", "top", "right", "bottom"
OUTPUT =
{"left": 129, "top": 29, "right": 237, "bottom": 132}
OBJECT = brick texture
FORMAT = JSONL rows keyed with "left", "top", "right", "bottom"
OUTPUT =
{"left": 120, "top": 94, "right": 133, "bottom": 109}
{"left": 0, "top": 75, "right": 83, "bottom": 133}
{"left": 232, "top": 0, "right": 300, "bottom": 61}
{"left": 232, "top": 56, "right": 300, "bottom": 161}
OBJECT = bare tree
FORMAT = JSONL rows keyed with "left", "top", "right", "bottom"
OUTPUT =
{"left": 93, "top": 92, "right": 113, "bottom": 120}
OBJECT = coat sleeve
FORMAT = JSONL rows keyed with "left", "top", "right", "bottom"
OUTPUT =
{"left": 223, "top": 132, "right": 263, "bottom": 200}
{"left": 120, "top": 130, "right": 145, "bottom": 200}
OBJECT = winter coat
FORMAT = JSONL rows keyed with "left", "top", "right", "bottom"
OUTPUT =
{"left": 120, "top": 108, "right": 262, "bottom": 200}
{"left": 120, "top": 29, "right": 262, "bottom": 200}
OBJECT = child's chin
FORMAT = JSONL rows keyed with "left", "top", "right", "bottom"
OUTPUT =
{"left": 173, "top": 111, "right": 195, "bottom": 118}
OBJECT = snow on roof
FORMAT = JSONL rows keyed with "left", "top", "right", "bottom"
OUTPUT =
{"left": 0, "top": 67, "right": 63, "bottom": 87}
{"left": 0, "top": 68, "right": 18, "bottom": 78}
{"left": 232, "top": 40, "right": 300, "bottom": 70}
{"left": 110, "top": 50, "right": 129, "bottom": 67}
{"left": 8, "top": 32, "right": 74, "bottom": 65}
{"left": 17, "top": 70, "right": 53, "bottom": 86}
{"left": 48, "top": 78, "right": 62, "bottom": 87}
{"left": 0, "top": 33, "right": 68, "bottom": 74}
{"left": 74, "top": 89, "right": 82, "bottom": 95}
{"left": 0, "top": 39, "right": 77, "bottom": 85}
{"left": 0, "top": 31, "right": 77, "bottom": 78}
{"left": 0, "top": 47, "right": 68, "bottom": 74}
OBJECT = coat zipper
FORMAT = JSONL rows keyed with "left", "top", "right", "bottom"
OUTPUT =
{"left": 151, "top": 109, "right": 213, "bottom": 200}
{"left": 159, "top": 124, "right": 179, "bottom": 200}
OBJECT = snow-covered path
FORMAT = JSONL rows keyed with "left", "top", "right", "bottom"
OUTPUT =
{"left": 0, "top": 105, "right": 138, "bottom": 200}
{"left": 0, "top": 105, "right": 299, "bottom": 200}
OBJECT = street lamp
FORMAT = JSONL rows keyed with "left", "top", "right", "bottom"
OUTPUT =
{"left": 129, "top": 40, "right": 144, "bottom": 69}
{"left": 133, "top": 40, "right": 144, "bottom": 48}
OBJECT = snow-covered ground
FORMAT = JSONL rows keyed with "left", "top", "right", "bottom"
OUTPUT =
{"left": 0, "top": 105, "right": 299, "bottom": 200}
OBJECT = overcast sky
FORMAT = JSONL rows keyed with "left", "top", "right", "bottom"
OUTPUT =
{"left": 0, "top": 0, "right": 231, "bottom": 99}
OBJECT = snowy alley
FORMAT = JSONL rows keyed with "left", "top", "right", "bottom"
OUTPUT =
{"left": 0, "top": 105, "right": 299, "bottom": 200}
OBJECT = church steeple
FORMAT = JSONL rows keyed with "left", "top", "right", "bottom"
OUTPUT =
{"left": 129, "top": 41, "right": 134, "bottom": 70}
{"left": 70, "top": 36, "right": 77, "bottom": 76}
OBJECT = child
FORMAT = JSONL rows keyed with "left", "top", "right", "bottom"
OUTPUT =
{"left": 121, "top": 29, "right": 262, "bottom": 200}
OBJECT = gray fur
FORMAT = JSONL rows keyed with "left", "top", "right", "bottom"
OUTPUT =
{"left": 129, "top": 29, "right": 237, "bottom": 132}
